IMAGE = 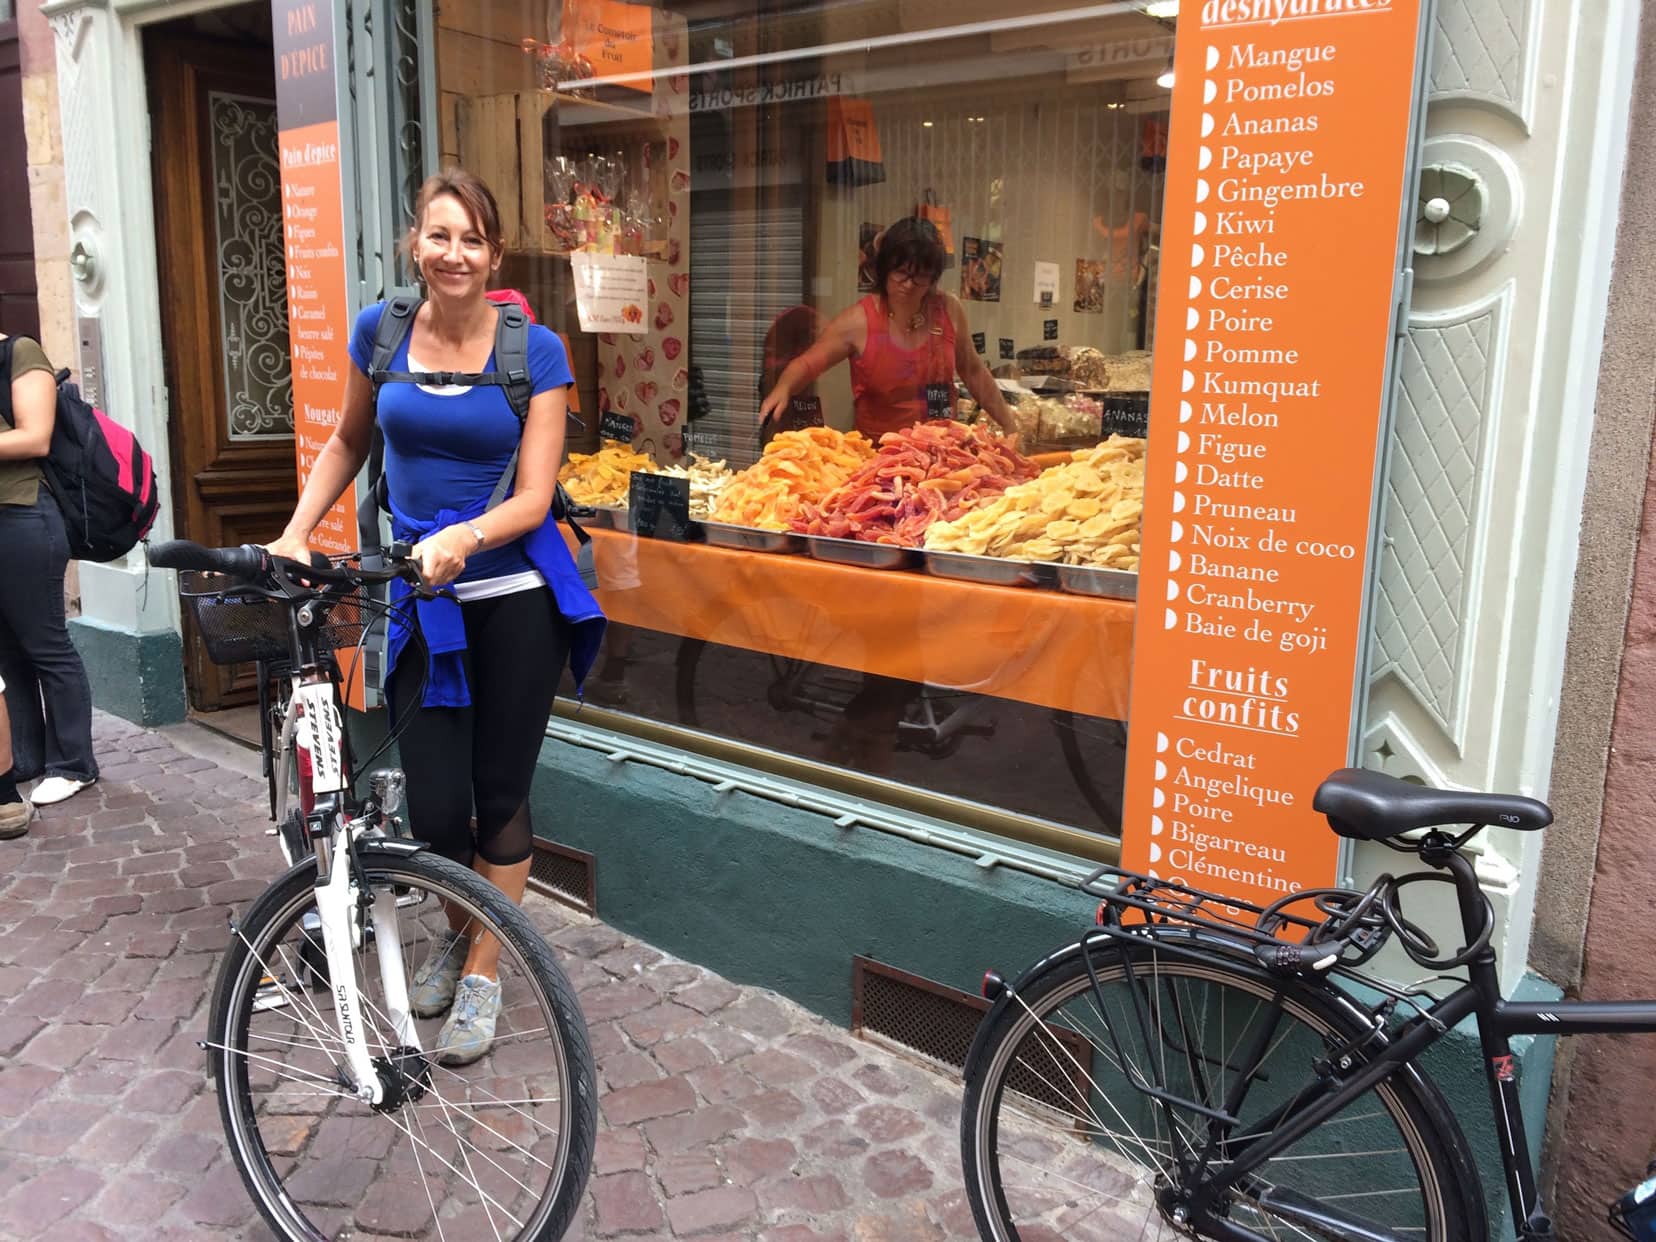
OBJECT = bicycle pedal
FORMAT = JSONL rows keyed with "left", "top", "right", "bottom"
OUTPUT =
{"left": 252, "top": 975, "right": 291, "bottom": 1012}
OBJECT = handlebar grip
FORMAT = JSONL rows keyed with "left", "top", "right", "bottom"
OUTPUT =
{"left": 147, "top": 540, "right": 267, "bottom": 581}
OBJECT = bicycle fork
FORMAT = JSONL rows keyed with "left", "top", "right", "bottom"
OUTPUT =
{"left": 295, "top": 683, "right": 423, "bottom": 1108}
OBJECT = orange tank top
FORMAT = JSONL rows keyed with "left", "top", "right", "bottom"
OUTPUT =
{"left": 848, "top": 294, "right": 957, "bottom": 441}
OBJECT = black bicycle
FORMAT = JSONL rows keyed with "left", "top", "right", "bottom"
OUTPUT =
{"left": 151, "top": 539, "right": 596, "bottom": 1242}
{"left": 960, "top": 766, "right": 1656, "bottom": 1241}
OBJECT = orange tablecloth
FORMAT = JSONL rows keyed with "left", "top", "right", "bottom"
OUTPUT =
{"left": 571, "top": 527, "right": 1137, "bottom": 720}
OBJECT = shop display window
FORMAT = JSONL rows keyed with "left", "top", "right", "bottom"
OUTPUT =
{"left": 433, "top": 0, "right": 1177, "bottom": 844}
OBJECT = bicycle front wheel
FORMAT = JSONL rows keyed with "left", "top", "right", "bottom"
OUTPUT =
{"left": 207, "top": 846, "right": 597, "bottom": 1242}
{"left": 961, "top": 940, "right": 1485, "bottom": 1242}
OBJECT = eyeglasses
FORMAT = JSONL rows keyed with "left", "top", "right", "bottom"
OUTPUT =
{"left": 890, "top": 269, "right": 932, "bottom": 287}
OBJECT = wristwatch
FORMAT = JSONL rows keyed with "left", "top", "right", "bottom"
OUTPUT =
{"left": 465, "top": 523, "right": 486, "bottom": 551}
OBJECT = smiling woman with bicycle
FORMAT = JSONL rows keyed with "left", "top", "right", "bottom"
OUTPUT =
{"left": 267, "top": 168, "right": 605, "bottom": 1066}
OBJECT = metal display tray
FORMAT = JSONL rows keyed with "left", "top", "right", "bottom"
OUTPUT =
{"left": 590, "top": 504, "right": 629, "bottom": 531}
{"left": 701, "top": 521, "right": 802, "bottom": 553}
{"left": 804, "top": 535, "right": 920, "bottom": 569}
{"left": 1056, "top": 563, "right": 1139, "bottom": 599}
{"left": 922, "top": 549, "right": 1052, "bottom": 588}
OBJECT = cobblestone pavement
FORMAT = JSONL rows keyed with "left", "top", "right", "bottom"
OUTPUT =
{"left": 0, "top": 712, "right": 1001, "bottom": 1240}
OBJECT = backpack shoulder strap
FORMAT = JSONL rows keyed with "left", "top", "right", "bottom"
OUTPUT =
{"left": 0, "top": 339, "right": 13, "bottom": 425}
{"left": 369, "top": 296, "right": 421, "bottom": 390}
{"left": 361, "top": 298, "right": 418, "bottom": 561}
{"left": 482, "top": 303, "right": 534, "bottom": 513}
{"left": 491, "top": 301, "right": 532, "bottom": 424}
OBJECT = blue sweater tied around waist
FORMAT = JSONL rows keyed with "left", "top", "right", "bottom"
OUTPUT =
{"left": 385, "top": 496, "right": 606, "bottom": 711}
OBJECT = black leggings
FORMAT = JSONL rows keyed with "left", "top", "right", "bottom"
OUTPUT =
{"left": 390, "top": 587, "right": 570, "bottom": 868}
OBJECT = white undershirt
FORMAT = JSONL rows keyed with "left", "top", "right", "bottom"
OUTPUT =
{"left": 406, "top": 349, "right": 546, "bottom": 603}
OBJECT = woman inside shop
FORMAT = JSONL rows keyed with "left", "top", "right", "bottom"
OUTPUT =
{"left": 266, "top": 168, "right": 605, "bottom": 1065}
{"left": 758, "top": 216, "right": 1018, "bottom": 439}
{"left": 0, "top": 331, "right": 99, "bottom": 811}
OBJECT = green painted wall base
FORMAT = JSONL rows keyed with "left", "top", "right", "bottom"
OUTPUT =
{"left": 530, "top": 733, "right": 1557, "bottom": 1236}
{"left": 70, "top": 617, "right": 185, "bottom": 727}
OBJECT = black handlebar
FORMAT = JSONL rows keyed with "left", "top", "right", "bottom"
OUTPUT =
{"left": 147, "top": 539, "right": 429, "bottom": 593}
{"left": 147, "top": 540, "right": 267, "bottom": 578}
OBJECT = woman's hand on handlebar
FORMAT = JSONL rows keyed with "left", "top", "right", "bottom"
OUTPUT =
{"left": 264, "top": 529, "right": 316, "bottom": 565}
{"left": 411, "top": 525, "right": 473, "bottom": 588}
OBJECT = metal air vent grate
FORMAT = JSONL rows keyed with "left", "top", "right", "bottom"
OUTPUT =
{"left": 851, "top": 957, "right": 1089, "bottom": 1115}
{"left": 527, "top": 838, "right": 596, "bottom": 916}
{"left": 852, "top": 957, "right": 990, "bottom": 1076}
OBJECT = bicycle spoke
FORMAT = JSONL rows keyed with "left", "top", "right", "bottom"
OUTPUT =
{"left": 970, "top": 954, "right": 1447, "bottom": 1242}
{"left": 216, "top": 859, "right": 591, "bottom": 1241}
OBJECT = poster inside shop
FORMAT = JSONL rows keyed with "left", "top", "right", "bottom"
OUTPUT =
{"left": 571, "top": 252, "right": 650, "bottom": 334}
{"left": 1117, "top": 0, "right": 1430, "bottom": 905}
{"left": 1032, "top": 261, "right": 1060, "bottom": 306}
{"left": 960, "top": 237, "right": 1003, "bottom": 302}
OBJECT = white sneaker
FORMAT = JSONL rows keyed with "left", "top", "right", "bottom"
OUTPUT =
{"left": 29, "top": 777, "right": 93, "bottom": 806}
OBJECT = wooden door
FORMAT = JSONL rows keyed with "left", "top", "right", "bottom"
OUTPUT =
{"left": 0, "top": 17, "right": 39, "bottom": 339}
{"left": 148, "top": 34, "right": 297, "bottom": 711}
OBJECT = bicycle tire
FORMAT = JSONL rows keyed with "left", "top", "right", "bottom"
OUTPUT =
{"left": 960, "top": 938, "right": 1486, "bottom": 1242}
{"left": 207, "top": 845, "right": 597, "bottom": 1242}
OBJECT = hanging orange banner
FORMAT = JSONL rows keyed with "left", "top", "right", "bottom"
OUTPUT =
{"left": 568, "top": 0, "right": 654, "bottom": 92}
{"left": 1119, "top": 0, "right": 1428, "bottom": 903}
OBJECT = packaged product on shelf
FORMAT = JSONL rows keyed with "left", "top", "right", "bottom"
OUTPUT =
{"left": 791, "top": 419, "right": 1037, "bottom": 546}
{"left": 1036, "top": 392, "right": 1104, "bottom": 443}
{"left": 559, "top": 442, "right": 659, "bottom": 506}
{"left": 923, "top": 435, "right": 1146, "bottom": 569}
{"left": 709, "top": 426, "right": 875, "bottom": 530}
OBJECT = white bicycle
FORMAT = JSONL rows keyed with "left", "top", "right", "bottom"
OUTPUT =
{"left": 154, "top": 538, "right": 596, "bottom": 1242}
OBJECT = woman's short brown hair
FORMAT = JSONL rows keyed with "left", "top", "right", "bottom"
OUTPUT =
{"left": 403, "top": 167, "right": 505, "bottom": 261}
{"left": 874, "top": 217, "right": 947, "bottom": 293}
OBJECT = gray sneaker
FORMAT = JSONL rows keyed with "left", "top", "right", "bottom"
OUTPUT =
{"left": 409, "top": 928, "right": 468, "bottom": 1018}
{"left": 434, "top": 974, "right": 501, "bottom": 1066}
{"left": 0, "top": 797, "right": 30, "bottom": 840}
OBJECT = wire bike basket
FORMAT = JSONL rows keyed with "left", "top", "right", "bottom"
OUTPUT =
{"left": 178, "top": 570, "right": 370, "bottom": 667}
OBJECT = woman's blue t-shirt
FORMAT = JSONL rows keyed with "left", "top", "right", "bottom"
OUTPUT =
{"left": 348, "top": 303, "right": 573, "bottom": 583}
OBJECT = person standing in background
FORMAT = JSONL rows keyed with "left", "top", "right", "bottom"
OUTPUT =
{"left": 0, "top": 682, "right": 31, "bottom": 837}
{"left": 758, "top": 218, "right": 1017, "bottom": 441}
{"left": 0, "top": 334, "right": 98, "bottom": 807}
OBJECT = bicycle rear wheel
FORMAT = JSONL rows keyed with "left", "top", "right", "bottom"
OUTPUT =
{"left": 960, "top": 939, "right": 1485, "bottom": 1242}
{"left": 207, "top": 846, "right": 597, "bottom": 1242}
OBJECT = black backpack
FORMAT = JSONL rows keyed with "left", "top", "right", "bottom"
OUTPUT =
{"left": 0, "top": 337, "right": 160, "bottom": 562}
{"left": 359, "top": 296, "right": 594, "bottom": 587}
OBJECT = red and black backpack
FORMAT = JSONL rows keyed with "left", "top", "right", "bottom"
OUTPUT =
{"left": 0, "top": 337, "right": 159, "bottom": 562}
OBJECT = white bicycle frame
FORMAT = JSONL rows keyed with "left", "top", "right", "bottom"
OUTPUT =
{"left": 289, "top": 680, "right": 420, "bottom": 1106}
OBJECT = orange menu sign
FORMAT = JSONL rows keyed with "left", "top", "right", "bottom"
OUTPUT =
{"left": 275, "top": 1, "right": 364, "bottom": 705}
{"left": 568, "top": 0, "right": 654, "bottom": 92}
{"left": 1119, "top": 0, "right": 1426, "bottom": 903}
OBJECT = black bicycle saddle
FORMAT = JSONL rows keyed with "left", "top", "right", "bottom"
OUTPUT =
{"left": 1313, "top": 768, "right": 1553, "bottom": 840}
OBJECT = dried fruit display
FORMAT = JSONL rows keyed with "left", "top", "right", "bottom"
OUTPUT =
{"left": 657, "top": 455, "right": 734, "bottom": 518}
{"left": 923, "top": 436, "right": 1146, "bottom": 568}
{"left": 792, "top": 420, "right": 1037, "bottom": 546}
{"left": 709, "top": 426, "right": 875, "bottom": 530}
{"left": 558, "top": 442, "right": 658, "bottom": 507}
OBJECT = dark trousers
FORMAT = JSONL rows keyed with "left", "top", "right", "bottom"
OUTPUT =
{"left": 390, "top": 587, "right": 569, "bottom": 869}
{"left": 0, "top": 493, "right": 97, "bottom": 782}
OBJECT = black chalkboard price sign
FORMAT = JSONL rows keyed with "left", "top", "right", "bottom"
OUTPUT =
{"left": 784, "top": 395, "right": 825, "bottom": 431}
{"left": 599, "top": 410, "right": 637, "bottom": 443}
{"left": 999, "top": 337, "right": 1014, "bottom": 360}
{"left": 1043, "top": 319, "right": 1059, "bottom": 341}
{"left": 629, "top": 471, "right": 692, "bottom": 541}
